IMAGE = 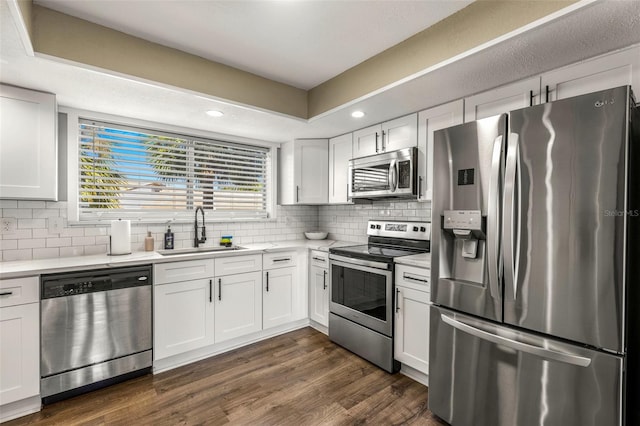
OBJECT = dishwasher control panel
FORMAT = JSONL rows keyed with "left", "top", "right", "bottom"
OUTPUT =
{"left": 41, "top": 265, "right": 152, "bottom": 299}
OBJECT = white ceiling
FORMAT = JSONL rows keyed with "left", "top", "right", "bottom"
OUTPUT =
{"left": 1, "top": 1, "right": 640, "bottom": 144}
{"left": 34, "top": 0, "right": 472, "bottom": 90}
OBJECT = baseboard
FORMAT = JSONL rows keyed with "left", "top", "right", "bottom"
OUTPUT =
{"left": 400, "top": 363, "right": 429, "bottom": 387}
{"left": 0, "top": 395, "right": 41, "bottom": 423}
{"left": 153, "top": 319, "right": 310, "bottom": 373}
{"left": 308, "top": 319, "right": 328, "bottom": 335}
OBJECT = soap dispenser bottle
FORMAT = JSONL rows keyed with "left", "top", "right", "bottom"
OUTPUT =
{"left": 144, "top": 231, "right": 155, "bottom": 251}
{"left": 164, "top": 226, "right": 174, "bottom": 249}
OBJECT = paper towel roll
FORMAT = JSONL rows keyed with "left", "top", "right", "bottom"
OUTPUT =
{"left": 110, "top": 219, "right": 131, "bottom": 255}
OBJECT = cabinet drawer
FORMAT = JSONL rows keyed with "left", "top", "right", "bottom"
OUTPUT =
{"left": 263, "top": 251, "right": 298, "bottom": 270}
{"left": 0, "top": 276, "right": 39, "bottom": 307}
{"left": 154, "top": 259, "right": 214, "bottom": 285}
{"left": 395, "top": 264, "right": 430, "bottom": 292}
{"left": 310, "top": 250, "right": 329, "bottom": 268}
{"left": 215, "top": 254, "right": 262, "bottom": 276}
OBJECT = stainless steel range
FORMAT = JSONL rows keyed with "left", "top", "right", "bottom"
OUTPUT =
{"left": 328, "top": 220, "right": 430, "bottom": 372}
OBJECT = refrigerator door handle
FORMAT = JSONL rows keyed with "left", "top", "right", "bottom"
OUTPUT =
{"left": 440, "top": 313, "right": 592, "bottom": 367}
{"left": 503, "top": 133, "right": 520, "bottom": 300}
{"left": 487, "top": 135, "right": 503, "bottom": 300}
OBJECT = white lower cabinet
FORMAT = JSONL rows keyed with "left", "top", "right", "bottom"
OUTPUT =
{"left": 309, "top": 250, "right": 329, "bottom": 327}
{"left": 153, "top": 278, "right": 215, "bottom": 360}
{"left": 154, "top": 260, "right": 215, "bottom": 361}
{"left": 214, "top": 271, "right": 262, "bottom": 343}
{"left": 394, "top": 264, "right": 430, "bottom": 375}
{"left": 0, "top": 276, "right": 40, "bottom": 414}
{"left": 263, "top": 267, "right": 295, "bottom": 329}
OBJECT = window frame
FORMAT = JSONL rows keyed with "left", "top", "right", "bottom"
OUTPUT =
{"left": 63, "top": 108, "right": 279, "bottom": 225}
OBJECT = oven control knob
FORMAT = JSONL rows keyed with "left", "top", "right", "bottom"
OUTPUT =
{"left": 376, "top": 225, "right": 381, "bottom": 229}
{"left": 413, "top": 226, "right": 419, "bottom": 232}
{"left": 370, "top": 224, "right": 375, "bottom": 229}
{"left": 420, "top": 227, "right": 426, "bottom": 232}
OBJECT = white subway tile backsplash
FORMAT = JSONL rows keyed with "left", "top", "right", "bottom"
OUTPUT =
{"left": 18, "top": 201, "right": 46, "bottom": 209}
{"left": 1, "top": 201, "right": 428, "bottom": 262}
{"left": 33, "top": 248, "right": 60, "bottom": 259}
{"left": 46, "top": 237, "right": 72, "bottom": 248}
{"left": 18, "top": 239, "right": 46, "bottom": 249}
{"left": 3, "top": 249, "right": 33, "bottom": 261}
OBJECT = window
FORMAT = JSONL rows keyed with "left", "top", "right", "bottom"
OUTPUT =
{"left": 77, "top": 118, "right": 271, "bottom": 221}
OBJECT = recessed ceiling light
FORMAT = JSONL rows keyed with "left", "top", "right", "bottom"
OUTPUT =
{"left": 351, "top": 111, "right": 365, "bottom": 118}
{"left": 206, "top": 110, "right": 224, "bottom": 117}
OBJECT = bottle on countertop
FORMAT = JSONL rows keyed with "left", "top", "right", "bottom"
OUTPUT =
{"left": 164, "top": 226, "right": 174, "bottom": 250}
{"left": 144, "top": 231, "right": 154, "bottom": 251}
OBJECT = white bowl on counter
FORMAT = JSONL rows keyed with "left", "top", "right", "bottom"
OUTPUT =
{"left": 304, "top": 231, "right": 328, "bottom": 240}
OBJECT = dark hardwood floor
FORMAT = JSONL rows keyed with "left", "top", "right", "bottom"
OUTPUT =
{"left": 7, "top": 327, "right": 447, "bottom": 425}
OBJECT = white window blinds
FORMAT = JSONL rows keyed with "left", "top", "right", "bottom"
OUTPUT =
{"left": 78, "top": 119, "right": 270, "bottom": 220}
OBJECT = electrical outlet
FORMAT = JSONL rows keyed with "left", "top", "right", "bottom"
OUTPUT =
{"left": 49, "top": 217, "right": 64, "bottom": 234}
{"left": 379, "top": 209, "right": 391, "bottom": 217}
{"left": 1, "top": 218, "right": 16, "bottom": 234}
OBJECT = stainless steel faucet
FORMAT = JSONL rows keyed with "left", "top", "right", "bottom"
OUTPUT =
{"left": 194, "top": 206, "right": 206, "bottom": 247}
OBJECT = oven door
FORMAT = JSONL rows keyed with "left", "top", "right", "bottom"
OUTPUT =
{"left": 329, "top": 255, "right": 393, "bottom": 336}
{"left": 349, "top": 147, "right": 416, "bottom": 199}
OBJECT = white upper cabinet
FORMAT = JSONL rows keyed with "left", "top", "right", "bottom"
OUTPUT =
{"left": 417, "top": 100, "right": 464, "bottom": 202}
{"left": 279, "top": 139, "right": 328, "bottom": 205}
{"left": 352, "top": 113, "right": 417, "bottom": 158}
{"left": 464, "top": 77, "right": 541, "bottom": 122}
{"left": 0, "top": 84, "right": 57, "bottom": 200}
{"left": 328, "top": 133, "right": 353, "bottom": 204}
{"left": 541, "top": 47, "right": 640, "bottom": 102}
{"left": 352, "top": 124, "right": 380, "bottom": 158}
{"left": 381, "top": 113, "right": 418, "bottom": 152}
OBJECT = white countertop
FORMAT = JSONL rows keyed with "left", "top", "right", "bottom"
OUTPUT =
{"left": 394, "top": 252, "right": 431, "bottom": 269}
{"left": 0, "top": 239, "right": 356, "bottom": 279}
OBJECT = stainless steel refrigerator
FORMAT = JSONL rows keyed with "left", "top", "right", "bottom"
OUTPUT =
{"left": 429, "top": 85, "right": 640, "bottom": 426}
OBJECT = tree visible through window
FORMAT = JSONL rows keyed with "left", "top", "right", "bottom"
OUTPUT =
{"left": 78, "top": 119, "right": 269, "bottom": 221}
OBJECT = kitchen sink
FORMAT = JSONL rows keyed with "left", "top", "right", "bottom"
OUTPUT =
{"left": 157, "top": 246, "right": 247, "bottom": 256}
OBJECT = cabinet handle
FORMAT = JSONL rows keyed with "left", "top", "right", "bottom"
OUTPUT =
{"left": 323, "top": 270, "right": 327, "bottom": 290}
{"left": 381, "top": 130, "right": 386, "bottom": 152}
{"left": 0, "top": 291, "right": 13, "bottom": 296}
{"left": 296, "top": 185, "right": 300, "bottom": 203}
{"left": 395, "top": 288, "right": 400, "bottom": 313}
{"left": 209, "top": 279, "right": 212, "bottom": 303}
{"left": 529, "top": 90, "right": 534, "bottom": 107}
{"left": 403, "top": 273, "right": 429, "bottom": 283}
{"left": 273, "top": 258, "right": 291, "bottom": 263}
{"left": 545, "top": 85, "right": 550, "bottom": 103}
{"left": 218, "top": 278, "right": 222, "bottom": 301}
{"left": 312, "top": 256, "right": 326, "bottom": 262}
{"left": 266, "top": 271, "right": 269, "bottom": 292}
{"left": 375, "top": 132, "right": 379, "bottom": 153}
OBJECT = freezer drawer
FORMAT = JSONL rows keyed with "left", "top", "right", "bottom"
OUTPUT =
{"left": 429, "top": 306, "right": 623, "bottom": 426}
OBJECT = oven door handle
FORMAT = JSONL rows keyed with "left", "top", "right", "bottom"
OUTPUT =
{"left": 329, "top": 254, "right": 391, "bottom": 271}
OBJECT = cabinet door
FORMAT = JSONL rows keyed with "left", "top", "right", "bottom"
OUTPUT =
{"left": 0, "top": 303, "right": 39, "bottom": 404}
{"left": 541, "top": 46, "right": 640, "bottom": 102}
{"left": 417, "top": 101, "right": 464, "bottom": 202}
{"left": 464, "top": 77, "right": 540, "bottom": 122}
{"left": 294, "top": 139, "right": 329, "bottom": 204}
{"left": 394, "top": 286, "right": 430, "bottom": 374}
{"left": 154, "top": 279, "right": 214, "bottom": 360}
{"left": 309, "top": 265, "right": 329, "bottom": 327}
{"left": 214, "top": 271, "right": 262, "bottom": 343}
{"left": 352, "top": 124, "right": 381, "bottom": 158}
{"left": 328, "top": 133, "right": 353, "bottom": 204}
{"left": 263, "top": 267, "right": 296, "bottom": 329}
{"left": 0, "top": 85, "right": 57, "bottom": 200}
{"left": 381, "top": 113, "right": 417, "bottom": 152}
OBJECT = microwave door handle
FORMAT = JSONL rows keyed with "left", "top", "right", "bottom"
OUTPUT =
{"left": 389, "top": 160, "right": 398, "bottom": 191}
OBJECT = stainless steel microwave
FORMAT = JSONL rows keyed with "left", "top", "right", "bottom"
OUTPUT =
{"left": 348, "top": 147, "right": 417, "bottom": 200}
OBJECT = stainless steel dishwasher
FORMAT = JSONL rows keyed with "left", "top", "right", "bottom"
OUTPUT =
{"left": 40, "top": 265, "right": 152, "bottom": 404}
